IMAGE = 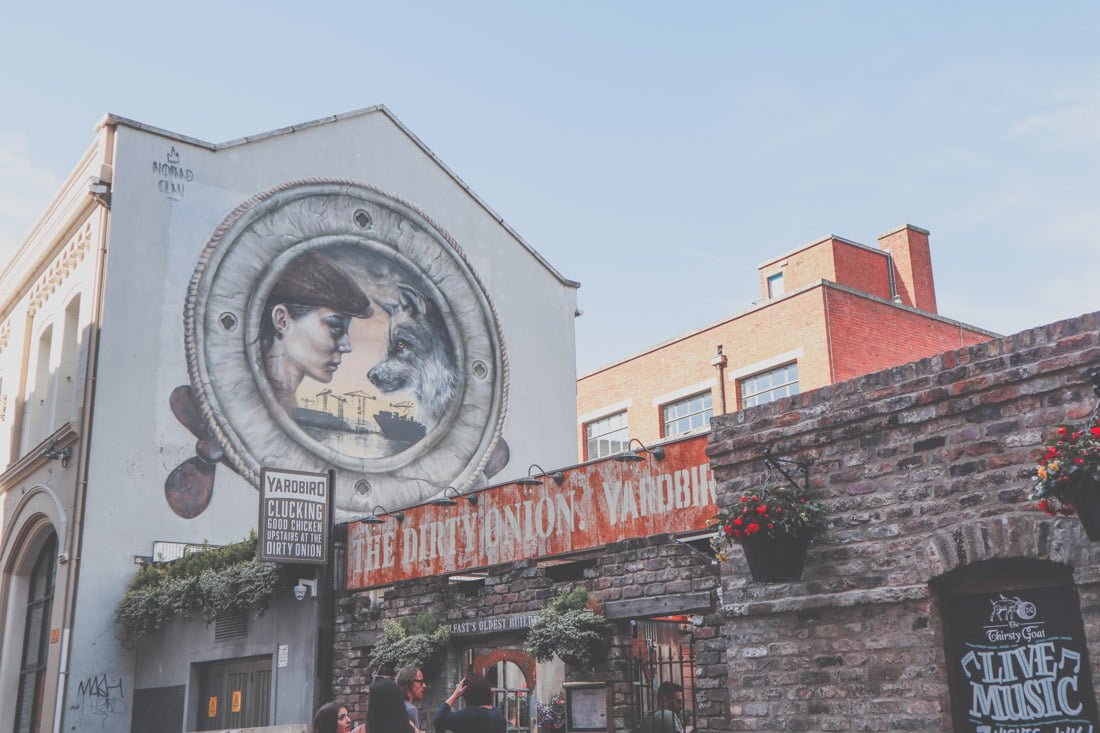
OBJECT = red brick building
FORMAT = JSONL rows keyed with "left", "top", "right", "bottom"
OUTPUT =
{"left": 577, "top": 224, "right": 996, "bottom": 460}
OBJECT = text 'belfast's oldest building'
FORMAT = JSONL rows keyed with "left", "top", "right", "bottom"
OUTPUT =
{"left": 577, "top": 226, "right": 995, "bottom": 460}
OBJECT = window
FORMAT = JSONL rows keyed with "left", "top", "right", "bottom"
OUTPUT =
{"left": 740, "top": 363, "right": 799, "bottom": 408}
{"left": 14, "top": 532, "right": 57, "bottom": 733}
{"left": 767, "top": 272, "right": 784, "bottom": 298}
{"left": 55, "top": 295, "right": 82, "bottom": 425}
{"left": 662, "top": 392, "right": 713, "bottom": 437}
{"left": 21, "top": 325, "right": 53, "bottom": 449}
{"left": 585, "top": 412, "right": 628, "bottom": 459}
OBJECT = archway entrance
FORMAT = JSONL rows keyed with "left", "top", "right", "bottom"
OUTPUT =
{"left": 472, "top": 648, "right": 534, "bottom": 733}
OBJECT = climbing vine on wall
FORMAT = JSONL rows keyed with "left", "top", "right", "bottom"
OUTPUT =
{"left": 115, "top": 533, "right": 280, "bottom": 645}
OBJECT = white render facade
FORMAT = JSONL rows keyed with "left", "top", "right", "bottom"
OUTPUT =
{"left": 0, "top": 108, "right": 579, "bottom": 733}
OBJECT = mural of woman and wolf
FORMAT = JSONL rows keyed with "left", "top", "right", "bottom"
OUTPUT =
{"left": 165, "top": 180, "right": 509, "bottom": 519}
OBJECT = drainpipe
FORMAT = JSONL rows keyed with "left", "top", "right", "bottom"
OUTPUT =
{"left": 53, "top": 123, "right": 114, "bottom": 733}
{"left": 710, "top": 346, "right": 728, "bottom": 415}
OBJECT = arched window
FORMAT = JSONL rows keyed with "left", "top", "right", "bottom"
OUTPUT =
{"left": 13, "top": 531, "right": 57, "bottom": 733}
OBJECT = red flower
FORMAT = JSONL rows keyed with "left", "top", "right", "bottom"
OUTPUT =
{"left": 1057, "top": 427, "right": 1069, "bottom": 437}
{"left": 1037, "top": 500, "right": 1054, "bottom": 516}
{"left": 740, "top": 496, "right": 748, "bottom": 503}
{"left": 746, "top": 522, "right": 760, "bottom": 534}
{"left": 733, "top": 517, "right": 743, "bottom": 526}
{"left": 756, "top": 506, "right": 768, "bottom": 514}
{"left": 731, "top": 529, "right": 742, "bottom": 538}
{"left": 1091, "top": 426, "right": 1100, "bottom": 438}
{"left": 1074, "top": 457, "right": 1084, "bottom": 464}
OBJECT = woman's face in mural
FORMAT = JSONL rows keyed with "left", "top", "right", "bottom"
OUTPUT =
{"left": 271, "top": 304, "right": 354, "bottom": 384}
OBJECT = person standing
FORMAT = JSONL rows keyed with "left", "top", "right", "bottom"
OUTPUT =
{"left": 641, "top": 681, "right": 685, "bottom": 733}
{"left": 396, "top": 666, "right": 427, "bottom": 728}
{"left": 368, "top": 677, "right": 420, "bottom": 733}
{"left": 312, "top": 701, "right": 356, "bottom": 733}
{"left": 432, "top": 674, "right": 506, "bottom": 733}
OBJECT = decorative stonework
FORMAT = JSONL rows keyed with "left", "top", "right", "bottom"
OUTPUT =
{"left": 26, "top": 221, "right": 93, "bottom": 319}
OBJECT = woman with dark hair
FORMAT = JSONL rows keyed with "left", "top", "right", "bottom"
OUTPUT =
{"left": 312, "top": 701, "right": 354, "bottom": 733}
{"left": 432, "top": 674, "right": 506, "bottom": 733}
{"left": 259, "top": 250, "right": 374, "bottom": 412}
{"left": 368, "top": 677, "right": 421, "bottom": 733}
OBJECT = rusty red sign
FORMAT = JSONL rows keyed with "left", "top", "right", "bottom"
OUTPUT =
{"left": 347, "top": 435, "right": 714, "bottom": 589}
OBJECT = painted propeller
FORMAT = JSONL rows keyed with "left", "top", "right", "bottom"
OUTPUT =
{"left": 164, "top": 385, "right": 224, "bottom": 518}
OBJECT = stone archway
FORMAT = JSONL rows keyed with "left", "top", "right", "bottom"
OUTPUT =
{"left": 471, "top": 647, "right": 535, "bottom": 733}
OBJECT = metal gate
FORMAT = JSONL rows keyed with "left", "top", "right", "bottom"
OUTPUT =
{"left": 627, "top": 622, "right": 695, "bottom": 733}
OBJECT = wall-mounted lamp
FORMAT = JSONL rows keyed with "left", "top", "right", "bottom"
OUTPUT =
{"left": 518, "top": 463, "right": 565, "bottom": 486}
{"left": 613, "top": 438, "right": 665, "bottom": 463}
{"left": 361, "top": 504, "right": 405, "bottom": 524}
{"left": 43, "top": 438, "right": 72, "bottom": 468}
{"left": 432, "top": 486, "right": 479, "bottom": 507}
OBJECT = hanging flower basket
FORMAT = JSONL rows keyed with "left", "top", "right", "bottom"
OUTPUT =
{"left": 525, "top": 588, "right": 611, "bottom": 671}
{"left": 712, "top": 484, "right": 825, "bottom": 583}
{"left": 1065, "top": 472, "right": 1100, "bottom": 540}
{"left": 740, "top": 532, "right": 811, "bottom": 582}
{"left": 1029, "top": 421, "right": 1100, "bottom": 541}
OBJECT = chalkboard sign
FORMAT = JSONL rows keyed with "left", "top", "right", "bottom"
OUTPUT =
{"left": 943, "top": 584, "right": 1099, "bottom": 732}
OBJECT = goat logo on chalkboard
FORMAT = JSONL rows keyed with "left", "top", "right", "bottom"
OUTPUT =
{"left": 988, "top": 594, "right": 1037, "bottom": 624}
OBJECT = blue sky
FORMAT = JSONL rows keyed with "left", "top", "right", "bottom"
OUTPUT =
{"left": 3, "top": 2, "right": 1099, "bottom": 374}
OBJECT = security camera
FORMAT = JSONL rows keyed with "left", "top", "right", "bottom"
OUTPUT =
{"left": 293, "top": 579, "right": 317, "bottom": 600}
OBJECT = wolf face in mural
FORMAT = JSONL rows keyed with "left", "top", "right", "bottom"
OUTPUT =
{"left": 367, "top": 283, "right": 458, "bottom": 433}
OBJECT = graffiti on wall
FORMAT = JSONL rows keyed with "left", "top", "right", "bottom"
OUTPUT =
{"left": 165, "top": 180, "right": 509, "bottom": 519}
{"left": 72, "top": 673, "right": 128, "bottom": 723}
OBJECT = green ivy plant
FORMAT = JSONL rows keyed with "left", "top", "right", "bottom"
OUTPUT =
{"left": 367, "top": 611, "right": 450, "bottom": 676}
{"left": 525, "top": 588, "right": 611, "bottom": 671}
{"left": 115, "top": 533, "right": 280, "bottom": 646}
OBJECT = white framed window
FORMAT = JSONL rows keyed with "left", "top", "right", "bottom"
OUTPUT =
{"left": 662, "top": 391, "right": 712, "bottom": 437}
{"left": 584, "top": 411, "right": 628, "bottom": 460}
{"left": 767, "top": 272, "right": 784, "bottom": 298}
{"left": 740, "top": 362, "right": 799, "bottom": 408}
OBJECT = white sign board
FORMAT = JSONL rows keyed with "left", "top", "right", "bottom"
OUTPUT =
{"left": 259, "top": 468, "right": 330, "bottom": 564}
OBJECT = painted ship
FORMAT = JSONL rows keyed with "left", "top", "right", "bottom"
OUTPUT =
{"left": 292, "top": 407, "right": 351, "bottom": 432}
{"left": 374, "top": 410, "right": 426, "bottom": 444}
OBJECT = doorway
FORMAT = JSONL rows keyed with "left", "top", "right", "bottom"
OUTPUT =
{"left": 472, "top": 649, "right": 534, "bottom": 733}
{"left": 195, "top": 655, "right": 272, "bottom": 731}
{"left": 627, "top": 619, "right": 696, "bottom": 732}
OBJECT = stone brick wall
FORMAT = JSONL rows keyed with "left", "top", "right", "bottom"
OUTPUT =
{"left": 708, "top": 311, "right": 1100, "bottom": 732}
{"left": 332, "top": 535, "right": 723, "bottom": 731}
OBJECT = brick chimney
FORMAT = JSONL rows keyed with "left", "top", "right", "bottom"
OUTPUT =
{"left": 877, "top": 225, "right": 937, "bottom": 313}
